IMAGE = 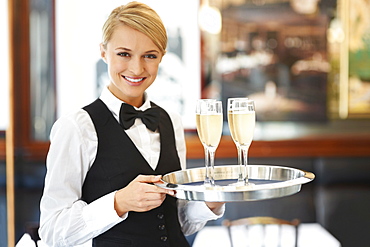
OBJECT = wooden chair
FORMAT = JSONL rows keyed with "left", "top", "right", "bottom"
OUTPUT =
{"left": 222, "top": 216, "right": 300, "bottom": 247}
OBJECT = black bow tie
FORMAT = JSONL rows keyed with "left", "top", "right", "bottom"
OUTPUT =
{"left": 119, "top": 103, "right": 160, "bottom": 132}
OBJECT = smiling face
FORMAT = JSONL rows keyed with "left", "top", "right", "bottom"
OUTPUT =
{"left": 100, "top": 24, "right": 163, "bottom": 107}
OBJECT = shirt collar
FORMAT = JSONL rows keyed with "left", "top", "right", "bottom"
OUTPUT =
{"left": 99, "top": 86, "right": 151, "bottom": 121}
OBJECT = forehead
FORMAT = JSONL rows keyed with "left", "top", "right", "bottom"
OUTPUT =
{"left": 108, "top": 24, "right": 159, "bottom": 52}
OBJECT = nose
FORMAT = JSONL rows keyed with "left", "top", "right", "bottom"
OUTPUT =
{"left": 128, "top": 57, "right": 144, "bottom": 75}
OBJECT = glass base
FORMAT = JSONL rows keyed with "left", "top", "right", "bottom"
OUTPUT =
{"left": 204, "top": 179, "right": 255, "bottom": 188}
{"left": 228, "top": 180, "right": 255, "bottom": 187}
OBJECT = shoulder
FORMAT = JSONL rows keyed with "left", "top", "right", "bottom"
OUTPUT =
{"left": 50, "top": 109, "right": 95, "bottom": 142}
{"left": 53, "top": 108, "right": 92, "bottom": 129}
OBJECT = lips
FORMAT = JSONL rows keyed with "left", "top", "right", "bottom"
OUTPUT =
{"left": 123, "top": 76, "right": 146, "bottom": 85}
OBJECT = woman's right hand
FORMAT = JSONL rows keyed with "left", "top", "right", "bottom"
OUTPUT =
{"left": 113, "top": 175, "right": 175, "bottom": 217}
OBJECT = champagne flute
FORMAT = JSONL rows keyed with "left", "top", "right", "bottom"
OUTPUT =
{"left": 196, "top": 99, "right": 214, "bottom": 186}
{"left": 228, "top": 98, "right": 255, "bottom": 185}
{"left": 196, "top": 100, "right": 223, "bottom": 186}
{"left": 227, "top": 98, "right": 245, "bottom": 183}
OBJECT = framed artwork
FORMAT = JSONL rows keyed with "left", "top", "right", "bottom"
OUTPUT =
{"left": 343, "top": 0, "right": 370, "bottom": 118}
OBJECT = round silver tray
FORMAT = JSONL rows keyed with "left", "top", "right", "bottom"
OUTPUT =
{"left": 157, "top": 165, "right": 315, "bottom": 202}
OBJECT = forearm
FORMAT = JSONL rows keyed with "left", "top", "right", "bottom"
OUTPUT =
{"left": 39, "top": 191, "right": 124, "bottom": 246}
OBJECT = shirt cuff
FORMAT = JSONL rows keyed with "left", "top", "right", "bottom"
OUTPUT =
{"left": 82, "top": 191, "right": 125, "bottom": 232}
{"left": 185, "top": 201, "right": 225, "bottom": 223}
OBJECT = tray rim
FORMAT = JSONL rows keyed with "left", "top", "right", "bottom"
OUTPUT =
{"left": 156, "top": 164, "right": 315, "bottom": 201}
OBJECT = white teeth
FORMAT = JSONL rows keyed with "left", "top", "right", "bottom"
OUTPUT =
{"left": 125, "top": 77, "right": 144, "bottom": 83}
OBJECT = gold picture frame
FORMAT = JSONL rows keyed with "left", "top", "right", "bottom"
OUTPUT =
{"left": 338, "top": 0, "right": 370, "bottom": 118}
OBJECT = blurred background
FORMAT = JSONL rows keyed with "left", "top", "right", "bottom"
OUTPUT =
{"left": 1, "top": 0, "right": 370, "bottom": 246}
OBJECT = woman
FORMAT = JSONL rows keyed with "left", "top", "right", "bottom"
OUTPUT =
{"left": 39, "top": 2, "right": 224, "bottom": 246}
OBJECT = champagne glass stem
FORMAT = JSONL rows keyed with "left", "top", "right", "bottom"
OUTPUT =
{"left": 236, "top": 145, "right": 243, "bottom": 183}
{"left": 241, "top": 146, "right": 250, "bottom": 185}
{"left": 208, "top": 148, "right": 216, "bottom": 186}
{"left": 203, "top": 146, "right": 211, "bottom": 186}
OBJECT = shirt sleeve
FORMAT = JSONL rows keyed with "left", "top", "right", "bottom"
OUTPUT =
{"left": 39, "top": 111, "right": 124, "bottom": 246}
{"left": 177, "top": 200, "right": 225, "bottom": 236}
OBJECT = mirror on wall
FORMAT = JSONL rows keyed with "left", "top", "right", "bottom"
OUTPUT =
{"left": 202, "top": 0, "right": 337, "bottom": 122}
{"left": 201, "top": 0, "right": 370, "bottom": 121}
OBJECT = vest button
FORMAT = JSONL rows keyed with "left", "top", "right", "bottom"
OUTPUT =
{"left": 158, "top": 224, "right": 166, "bottom": 230}
{"left": 160, "top": 235, "right": 168, "bottom": 242}
{"left": 157, "top": 213, "right": 164, "bottom": 219}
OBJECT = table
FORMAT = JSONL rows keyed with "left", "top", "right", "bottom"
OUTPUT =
{"left": 192, "top": 223, "right": 341, "bottom": 247}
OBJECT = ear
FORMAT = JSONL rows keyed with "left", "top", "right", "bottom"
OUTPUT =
{"left": 100, "top": 43, "right": 107, "bottom": 63}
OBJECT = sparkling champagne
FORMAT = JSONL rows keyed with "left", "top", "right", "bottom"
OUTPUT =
{"left": 196, "top": 113, "right": 204, "bottom": 144}
{"left": 199, "top": 114, "right": 223, "bottom": 147}
{"left": 228, "top": 111, "right": 255, "bottom": 146}
{"left": 227, "top": 111, "right": 237, "bottom": 143}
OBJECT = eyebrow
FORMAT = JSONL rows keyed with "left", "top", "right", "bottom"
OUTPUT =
{"left": 115, "top": 47, "right": 160, "bottom": 53}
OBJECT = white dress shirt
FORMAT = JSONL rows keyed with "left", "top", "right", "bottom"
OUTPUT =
{"left": 39, "top": 87, "right": 224, "bottom": 247}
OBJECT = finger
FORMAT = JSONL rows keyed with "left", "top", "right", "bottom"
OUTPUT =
{"left": 144, "top": 192, "right": 167, "bottom": 202}
{"left": 143, "top": 183, "right": 175, "bottom": 196}
{"left": 135, "top": 174, "right": 162, "bottom": 183}
{"left": 134, "top": 193, "right": 167, "bottom": 211}
{"left": 161, "top": 189, "right": 175, "bottom": 196}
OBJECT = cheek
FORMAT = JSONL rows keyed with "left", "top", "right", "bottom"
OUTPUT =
{"left": 147, "top": 63, "right": 160, "bottom": 77}
{"left": 108, "top": 58, "right": 126, "bottom": 74}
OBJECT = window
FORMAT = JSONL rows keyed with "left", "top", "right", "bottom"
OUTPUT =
{"left": 0, "top": 0, "right": 9, "bottom": 130}
{"left": 29, "top": 0, "right": 56, "bottom": 141}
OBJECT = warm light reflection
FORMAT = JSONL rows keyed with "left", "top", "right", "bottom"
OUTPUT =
{"left": 290, "top": 0, "right": 320, "bottom": 15}
{"left": 328, "top": 18, "right": 345, "bottom": 44}
{"left": 198, "top": 5, "right": 222, "bottom": 34}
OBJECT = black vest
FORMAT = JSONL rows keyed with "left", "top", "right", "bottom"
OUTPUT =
{"left": 82, "top": 99, "right": 190, "bottom": 247}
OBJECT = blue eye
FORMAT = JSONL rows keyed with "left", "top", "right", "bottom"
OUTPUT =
{"left": 117, "top": 52, "right": 130, "bottom": 57}
{"left": 144, "top": 54, "right": 157, "bottom": 59}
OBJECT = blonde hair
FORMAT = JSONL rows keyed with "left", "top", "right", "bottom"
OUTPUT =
{"left": 102, "top": 1, "right": 167, "bottom": 55}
